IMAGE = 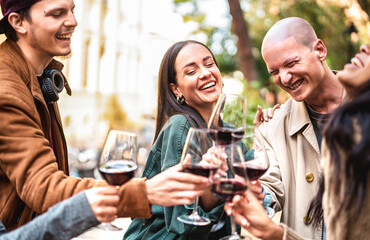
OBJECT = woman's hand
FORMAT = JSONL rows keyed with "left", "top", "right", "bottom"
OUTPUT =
{"left": 253, "top": 104, "right": 280, "bottom": 127}
{"left": 224, "top": 190, "right": 284, "bottom": 240}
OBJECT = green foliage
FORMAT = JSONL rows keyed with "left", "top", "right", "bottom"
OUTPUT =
{"left": 243, "top": 81, "right": 269, "bottom": 126}
{"left": 220, "top": 80, "right": 270, "bottom": 127}
{"left": 174, "top": 0, "right": 365, "bottom": 83}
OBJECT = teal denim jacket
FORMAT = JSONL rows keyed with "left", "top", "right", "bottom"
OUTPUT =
{"left": 123, "top": 115, "right": 232, "bottom": 240}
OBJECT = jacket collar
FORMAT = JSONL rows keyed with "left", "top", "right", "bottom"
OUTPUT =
{"left": 4, "top": 40, "right": 72, "bottom": 97}
{"left": 288, "top": 99, "right": 311, "bottom": 136}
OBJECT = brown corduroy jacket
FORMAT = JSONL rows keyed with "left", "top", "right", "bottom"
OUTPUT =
{"left": 0, "top": 40, "right": 151, "bottom": 231}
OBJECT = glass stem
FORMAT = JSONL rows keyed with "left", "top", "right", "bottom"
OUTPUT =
{"left": 191, "top": 196, "right": 200, "bottom": 217}
{"left": 230, "top": 209, "right": 238, "bottom": 235}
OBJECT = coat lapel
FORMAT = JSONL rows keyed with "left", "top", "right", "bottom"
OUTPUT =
{"left": 289, "top": 100, "right": 320, "bottom": 156}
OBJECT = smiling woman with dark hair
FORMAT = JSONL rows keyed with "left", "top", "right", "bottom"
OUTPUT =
{"left": 124, "top": 40, "right": 233, "bottom": 240}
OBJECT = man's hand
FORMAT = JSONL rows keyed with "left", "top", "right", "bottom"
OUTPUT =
{"left": 253, "top": 104, "right": 280, "bottom": 127}
{"left": 248, "top": 180, "right": 265, "bottom": 204}
{"left": 85, "top": 186, "right": 120, "bottom": 223}
{"left": 145, "top": 163, "right": 210, "bottom": 206}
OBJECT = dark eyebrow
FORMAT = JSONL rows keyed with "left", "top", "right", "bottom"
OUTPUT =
{"left": 283, "top": 56, "right": 299, "bottom": 66}
{"left": 44, "top": 5, "right": 75, "bottom": 15}
{"left": 182, "top": 56, "right": 213, "bottom": 70}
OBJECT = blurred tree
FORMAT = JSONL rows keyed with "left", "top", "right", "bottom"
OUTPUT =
{"left": 174, "top": 0, "right": 367, "bottom": 107}
{"left": 103, "top": 94, "right": 128, "bottom": 130}
{"left": 228, "top": 0, "right": 258, "bottom": 82}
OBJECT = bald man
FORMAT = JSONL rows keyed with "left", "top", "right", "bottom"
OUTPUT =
{"left": 256, "top": 17, "right": 343, "bottom": 239}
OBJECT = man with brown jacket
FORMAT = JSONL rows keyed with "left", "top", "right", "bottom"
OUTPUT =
{"left": 0, "top": 0, "right": 209, "bottom": 231}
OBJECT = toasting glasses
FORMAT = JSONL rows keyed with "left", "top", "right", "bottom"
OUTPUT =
{"left": 177, "top": 128, "right": 221, "bottom": 226}
{"left": 97, "top": 130, "right": 138, "bottom": 231}
{"left": 237, "top": 126, "right": 275, "bottom": 218}
{"left": 211, "top": 143, "right": 250, "bottom": 240}
{"left": 208, "top": 93, "right": 247, "bottom": 146}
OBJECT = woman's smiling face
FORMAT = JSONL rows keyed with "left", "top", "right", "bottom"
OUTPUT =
{"left": 171, "top": 43, "right": 223, "bottom": 115}
{"left": 337, "top": 44, "right": 370, "bottom": 98}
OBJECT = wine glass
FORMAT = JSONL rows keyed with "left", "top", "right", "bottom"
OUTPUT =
{"left": 97, "top": 130, "right": 138, "bottom": 231}
{"left": 208, "top": 93, "right": 247, "bottom": 145}
{"left": 236, "top": 126, "right": 275, "bottom": 218}
{"left": 177, "top": 127, "right": 221, "bottom": 226}
{"left": 211, "top": 143, "right": 250, "bottom": 240}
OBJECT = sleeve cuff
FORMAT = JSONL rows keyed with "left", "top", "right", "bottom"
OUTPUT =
{"left": 117, "top": 178, "right": 152, "bottom": 218}
{"left": 279, "top": 223, "right": 308, "bottom": 240}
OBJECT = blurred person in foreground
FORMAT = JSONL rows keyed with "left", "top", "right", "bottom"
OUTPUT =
{"left": 250, "top": 17, "right": 345, "bottom": 239}
{"left": 0, "top": 0, "right": 210, "bottom": 231}
{"left": 225, "top": 43, "right": 370, "bottom": 240}
{"left": 0, "top": 187, "right": 119, "bottom": 240}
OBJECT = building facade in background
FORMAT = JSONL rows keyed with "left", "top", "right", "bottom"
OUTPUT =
{"left": 58, "top": 0, "right": 196, "bottom": 148}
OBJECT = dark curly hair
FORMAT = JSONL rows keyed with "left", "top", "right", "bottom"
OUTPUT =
{"left": 306, "top": 80, "right": 370, "bottom": 229}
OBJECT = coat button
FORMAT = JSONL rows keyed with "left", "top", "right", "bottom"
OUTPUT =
{"left": 305, "top": 172, "right": 314, "bottom": 182}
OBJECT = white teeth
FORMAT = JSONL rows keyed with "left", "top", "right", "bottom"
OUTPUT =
{"left": 351, "top": 57, "right": 362, "bottom": 68}
{"left": 57, "top": 34, "right": 72, "bottom": 40}
{"left": 201, "top": 82, "right": 216, "bottom": 90}
{"left": 289, "top": 79, "right": 303, "bottom": 90}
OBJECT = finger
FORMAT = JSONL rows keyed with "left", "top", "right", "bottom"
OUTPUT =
{"left": 263, "top": 109, "right": 269, "bottom": 122}
{"left": 92, "top": 186, "right": 119, "bottom": 195}
{"left": 253, "top": 105, "right": 263, "bottom": 126}
{"left": 99, "top": 195, "right": 120, "bottom": 206}
{"left": 168, "top": 163, "right": 185, "bottom": 172}
{"left": 97, "top": 215, "right": 117, "bottom": 223}
{"left": 165, "top": 191, "right": 205, "bottom": 206}
{"left": 248, "top": 182, "right": 263, "bottom": 195}
{"left": 273, "top": 103, "right": 280, "bottom": 111}
{"left": 268, "top": 108, "right": 274, "bottom": 118}
{"left": 173, "top": 172, "right": 209, "bottom": 186}
{"left": 224, "top": 202, "right": 233, "bottom": 216}
{"left": 233, "top": 212, "right": 250, "bottom": 228}
{"left": 166, "top": 179, "right": 208, "bottom": 192}
{"left": 183, "top": 154, "right": 192, "bottom": 165}
{"left": 94, "top": 206, "right": 118, "bottom": 216}
{"left": 268, "top": 104, "right": 280, "bottom": 118}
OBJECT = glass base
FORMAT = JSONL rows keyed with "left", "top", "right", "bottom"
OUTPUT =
{"left": 220, "top": 234, "right": 247, "bottom": 240}
{"left": 266, "top": 206, "right": 276, "bottom": 219}
{"left": 96, "top": 222, "right": 122, "bottom": 231}
{"left": 177, "top": 214, "right": 211, "bottom": 226}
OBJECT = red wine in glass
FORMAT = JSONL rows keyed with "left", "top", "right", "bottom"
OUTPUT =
{"left": 232, "top": 162, "right": 268, "bottom": 181}
{"left": 211, "top": 179, "right": 248, "bottom": 202}
{"left": 97, "top": 130, "right": 138, "bottom": 231}
{"left": 183, "top": 165, "right": 218, "bottom": 178}
{"left": 99, "top": 160, "right": 137, "bottom": 186}
{"left": 214, "top": 128, "right": 245, "bottom": 146}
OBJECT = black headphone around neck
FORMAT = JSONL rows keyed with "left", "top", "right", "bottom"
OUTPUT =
{"left": 38, "top": 69, "right": 65, "bottom": 103}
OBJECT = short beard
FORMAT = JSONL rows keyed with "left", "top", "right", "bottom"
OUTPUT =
{"left": 56, "top": 52, "right": 73, "bottom": 60}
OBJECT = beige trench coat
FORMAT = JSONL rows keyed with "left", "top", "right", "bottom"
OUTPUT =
{"left": 258, "top": 97, "right": 322, "bottom": 240}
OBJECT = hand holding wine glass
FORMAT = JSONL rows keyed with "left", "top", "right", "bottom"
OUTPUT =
{"left": 208, "top": 93, "right": 247, "bottom": 145}
{"left": 234, "top": 126, "right": 275, "bottom": 218}
{"left": 211, "top": 143, "right": 250, "bottom": 240}
{"left": 177, "top": 127, "right": 221, "bottom": 226}
{"left": 97, "top": 130, "right": 138, "bottom": 231}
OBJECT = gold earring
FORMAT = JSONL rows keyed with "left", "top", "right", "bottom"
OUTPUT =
{"left": 176, "top": 95, "right": 185, "bottom": 104}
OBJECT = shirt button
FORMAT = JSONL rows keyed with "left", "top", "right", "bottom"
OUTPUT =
{"left": 305, "top": 172, "right": 314, "bottom": 182}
